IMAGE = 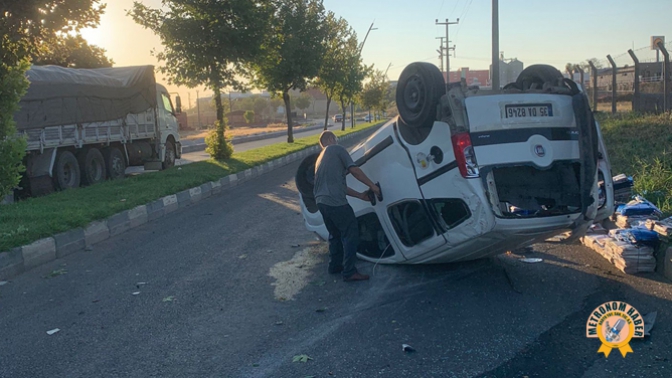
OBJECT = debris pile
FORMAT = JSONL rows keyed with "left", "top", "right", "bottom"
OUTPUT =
{"left": 582, "top": 176, "right": 670, "bottom": 275}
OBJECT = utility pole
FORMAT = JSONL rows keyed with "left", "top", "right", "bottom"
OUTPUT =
{"left": 196, "top": 90, "right": 201, "bottom": 128}
{"left": 435, "top": 18, "right": 459, "bottom": 80}
{"left": 491, "top": 0, "right": 500, "bottom": 90}
{"left": 436, "top": 37, "right": 445, "bottom": 73}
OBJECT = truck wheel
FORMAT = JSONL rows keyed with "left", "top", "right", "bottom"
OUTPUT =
{"left": 396, "top": 62, "right": 445, "bottom": 129}
{"left": 163, "top": 140, "right": 176, "bottom": 169}
{"left": 103, "top": 147, "right": 126, "bottom": 180}
{"left": 78, "top": 147, "right": 107, "bottom": 186}
{"left": 54, "top": 150, "right": 81, "bottom": 190}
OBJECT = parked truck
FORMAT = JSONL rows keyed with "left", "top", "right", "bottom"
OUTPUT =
{"left": 14, "top": 65, "right": 182, "bottom": 197}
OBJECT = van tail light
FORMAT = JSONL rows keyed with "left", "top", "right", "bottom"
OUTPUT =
{"left": 451, "top": 132, "right": 480, "bottom": 178}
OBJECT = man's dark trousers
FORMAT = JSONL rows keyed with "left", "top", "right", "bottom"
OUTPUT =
{"left": 317, "top": 203, "right": 359, "bottom": 277}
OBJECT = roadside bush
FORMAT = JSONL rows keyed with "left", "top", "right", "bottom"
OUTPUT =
{"left": 599, "top": 112, "right": 672, "bottom": 215}
{"left": 205, "top": 120, "right": 233, "bottom": 160}
{"left": 0, "top": 61, "right": 29, "bottom": 198}
{"left": 244, "top": 110, "right": 255, "bottom": 124}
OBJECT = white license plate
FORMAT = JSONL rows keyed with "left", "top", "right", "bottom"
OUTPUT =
{"left": 505, "top": 104, "right": 553, "bottom": 118}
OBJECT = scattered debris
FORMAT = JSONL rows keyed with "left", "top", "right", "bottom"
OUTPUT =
{"left": 239, "top": 254, "right": 247, "bottom": 259}
{"left": 92, "top": 299, "right": 100, "bottom": 303}
{"left": 275, "top": 321, "right": 283, "bottom": 326}
{"left": 136, "top": 282, "right": 147, "bottom": 288}
{"left": 0, "top": 281, "right": 8, "bottom": 286}
{"left": 46, "top": 328, "right": 60, "bottom": 335}
{"left": 520, "top": 258, "right": 543, "bottom": 264}
{"left": 120, "top": 199, "right": 126, "bottom": 202}
{"left": 291, "top": 244, "right": 301, "bottom": 248}
{"left": 132, "top": 292, "right": 141, "bottom": 296}
{"left": 292, "top": 354, "right": 312, "bottom": 363}
{"left": 643, "top": 312, "right": 657, "bottom": 336}
{"left": 315, "top": 307, "right": 327, "bottom": 313}
{"left": 45, "top": 269, "right": 67, "bottom": 278}
{"left": 268, "top": 244, "right": 327, "bottom": 301}
{"left": 162, "top": 296, "right": 175, "bottom": 302}
{"left": 252, "top": 363, "right": 259, "bottom": 367}
{"left": 402, "top": 344, "right": 416, "bottom": 353}
{"left": 267, "top": 250, "right": 273, "bottom": 253}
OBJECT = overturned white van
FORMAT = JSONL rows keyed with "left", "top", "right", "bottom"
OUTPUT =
{"left": 296, "top": 63, "right": 614, "bottom": 264}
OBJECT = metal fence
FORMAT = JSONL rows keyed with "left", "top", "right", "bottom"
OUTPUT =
{"left": 573, "top": 43, "right": 671, "bottom": 113}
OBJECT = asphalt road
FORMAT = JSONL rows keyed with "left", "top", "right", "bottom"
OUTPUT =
{"left": 2, "top": 131, "right": 672, "bottom": 378}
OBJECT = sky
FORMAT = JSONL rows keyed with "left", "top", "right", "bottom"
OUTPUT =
{"left": 80, "top": 0, "right": 672, "bottom": 107}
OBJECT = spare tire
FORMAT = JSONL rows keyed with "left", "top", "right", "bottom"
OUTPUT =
{"left": 515, "top": 64, "right": 564, "bottom": 90}
{"left": 396, "top": 62, "right": 445, "bottom": 129}
{"left": 295, "top": 153, "right": 320, "bottom": 213}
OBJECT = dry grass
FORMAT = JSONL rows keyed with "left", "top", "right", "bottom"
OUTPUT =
{"left": 595, "top": 101, "right": 632, "bottom": 113}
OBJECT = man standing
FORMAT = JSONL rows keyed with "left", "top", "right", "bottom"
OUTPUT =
{"left": 314, "top": 131, "right": 381, "bottom": 282}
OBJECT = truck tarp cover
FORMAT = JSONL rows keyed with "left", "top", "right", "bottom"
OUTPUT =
{"left": 14, "top": 65, "right": 157, "bottom": 130}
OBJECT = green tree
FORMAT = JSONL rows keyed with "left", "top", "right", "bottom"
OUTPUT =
{"left": 251, "top": 0, "right": 328, "bottom": 142}
{"left": 335, "top": 34, "right": 367, "bottom": 131}
{"left": 313, "top": 13, "right": 350, "bottom": 130}
{"left": 32, "top": 34, "right": 113, "bottom": 68}
{"left": 294, "top": 93, "right": 313, "bottom": 114}
{"left": 359, "top": 67, "right": 386, "bottom": 120}
{"left": 244, "top": 110, "right": 255, "bottom": 124}
{"left": 0, "top": 0, "right": 105, "bottom": 197}
{"left": 253, "top": 96, "right": 269, "bottom": 120}
{"left": 130, "top": 0, "right": 272, "bottom": 160}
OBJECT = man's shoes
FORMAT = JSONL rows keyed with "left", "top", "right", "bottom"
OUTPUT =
{"left": 343, "top": 272, "right": 370, "bottom": 282}
{"left": 328, "top": 266, "right": 344, "bottom": 274}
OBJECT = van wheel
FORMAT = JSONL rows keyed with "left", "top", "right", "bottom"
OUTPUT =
{"left": 396, "top": 62, "right": 445, "bottom": 129}
{"left": 163, "top": 140, "right": 176, "bottom": 169}
{"left": 78, "top": 147, "right": 107, "bottom": 186}
{"left": 54, "top": 150, "right": 81, "bottom": 190}
{"left": 103, "top": 147, "right": 126, "bottom": 180}
{"left": 515, "top": 65, "right": 565, "bottom": 90}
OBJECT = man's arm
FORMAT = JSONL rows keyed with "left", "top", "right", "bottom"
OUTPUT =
{"left": 346, "top": 187, "right": 368, "bottom": 201}
{"left": 348, "top": 166, "right": 380, "bottom": 197}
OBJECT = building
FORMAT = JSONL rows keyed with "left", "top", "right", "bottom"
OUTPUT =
{"left": 489, "top": 57, "right": 525, "bottom": 88}
{"left": 445, "top": 68, "right": 489, "bottom": 86}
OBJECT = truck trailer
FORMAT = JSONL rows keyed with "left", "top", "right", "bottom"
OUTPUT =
{"left": 13, "top": 65, "right": 182, "bottom": 197}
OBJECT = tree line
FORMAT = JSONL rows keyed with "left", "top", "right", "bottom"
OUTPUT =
{"left": 0, "top": 0, "right": 393, "bottom": 198}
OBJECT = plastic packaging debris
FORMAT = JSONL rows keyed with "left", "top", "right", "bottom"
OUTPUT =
{"left": 611, "top": 174, "right": 634, "bottom": 203}
{"left": 646, "top": 217, "right": 672, "bottom": 238}
{"left": 615, "top": 196, "right": 662, "bottom": 228}
{"left": 608, "top": 229, "right": 660, "bottom": 248}
{"left": 520, "top": 258, "right": 543, "bottom": 263}
{"left": 402, "top": 344, "right": 416, "bottom": 352}
{"left": 0, "top": 281, "right": 8, "bottom": 286}
{"left": 587, "top": 223, "right": 608, "bottom": 235}
{"left": 132, "top": 291, "right": 141, "bottom": 296}
{"left": 46, "top": 328, "right": 60, "bottom": 335}
{"left": 643, "top": 311, "right": 657, "bottom": 336}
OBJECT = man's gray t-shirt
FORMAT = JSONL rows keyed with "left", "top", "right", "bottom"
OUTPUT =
{"left": 313, "top": 145, "right": 356, "bottom": 206}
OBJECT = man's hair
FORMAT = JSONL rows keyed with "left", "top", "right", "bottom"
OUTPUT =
{"left": 319, "top": 131, "right": 337, "bottom": 148}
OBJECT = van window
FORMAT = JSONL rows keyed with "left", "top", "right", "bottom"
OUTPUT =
{"left": 429, "top": 199, "right": 471, "bottom": 231}
{"left": 357, "top": 213, "right": 393, "bottom": 258}
{"left": 161, "top": 93, "right": 174, "bottom": 113}
{"left": 388, "top": 201, "right": 434, "bottom": 247}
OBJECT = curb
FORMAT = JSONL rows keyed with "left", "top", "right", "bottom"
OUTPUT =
{"left": 0, "top": 124, "right": 382, "bottom": 280}
{"left": 181, "top": 123, "right": 332, "bottom": 153}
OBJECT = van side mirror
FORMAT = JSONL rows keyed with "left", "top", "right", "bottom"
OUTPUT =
{"left": 175, "top": 95, "right": 182, "bottom": 114}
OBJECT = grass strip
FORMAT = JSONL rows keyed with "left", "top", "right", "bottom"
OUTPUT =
{"left": 0, "top": 121, "right": 384, "bottom": 251}
{"left": 597, "top": 112, "right": 672, "bottom": 215}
